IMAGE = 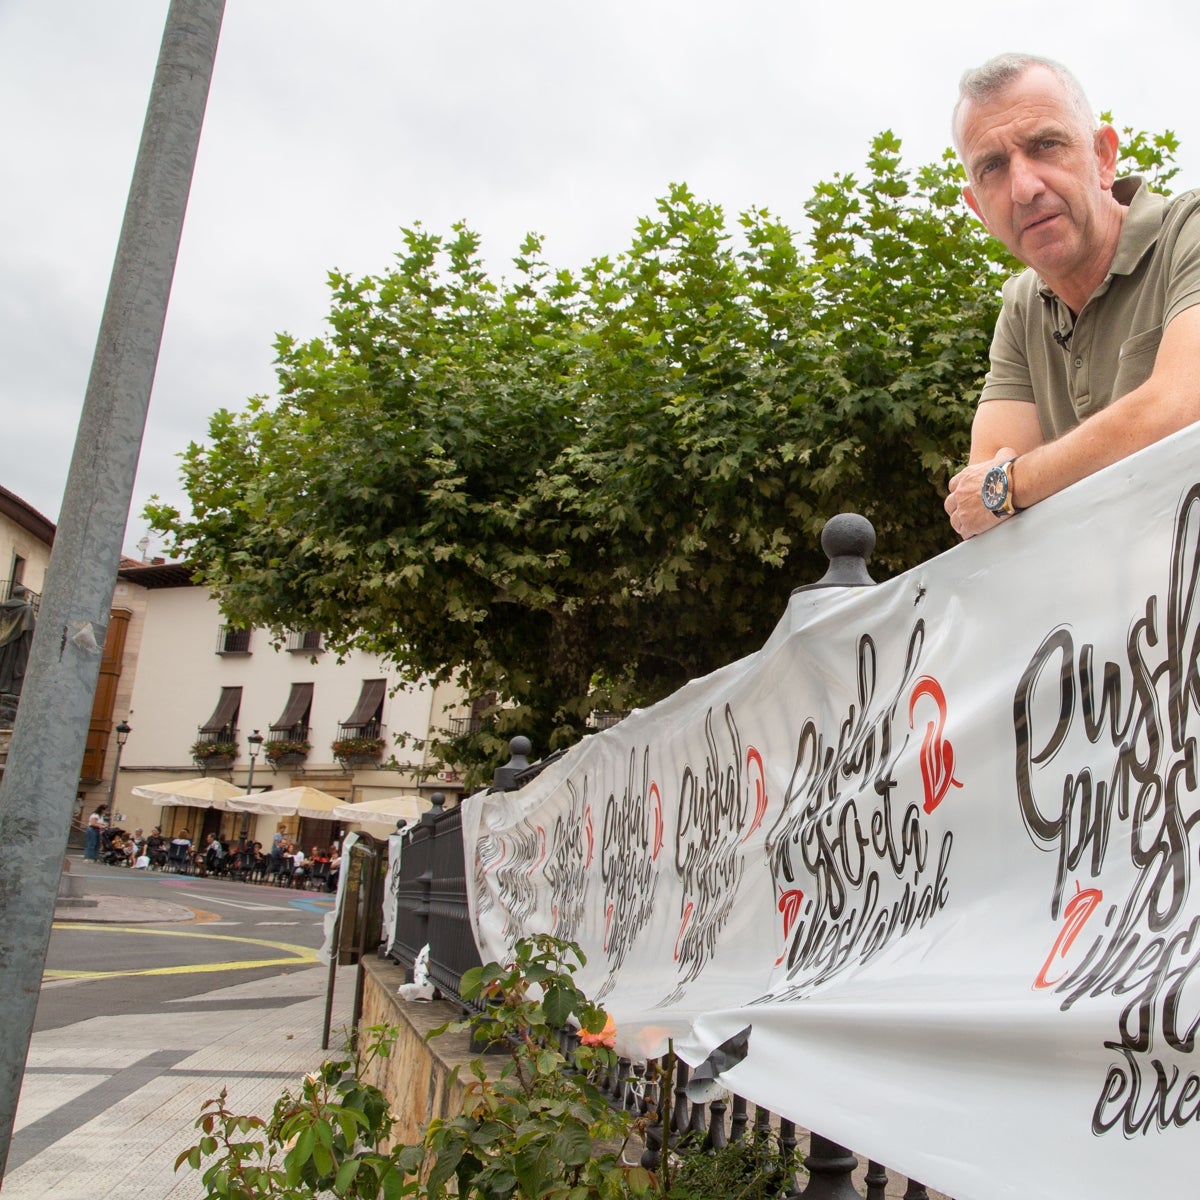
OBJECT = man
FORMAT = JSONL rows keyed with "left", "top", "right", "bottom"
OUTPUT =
{"left": 944, "top": 54, "right": 1200, "bottom": 539}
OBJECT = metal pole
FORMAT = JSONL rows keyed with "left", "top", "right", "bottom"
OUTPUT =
{"left": 241, "top": 729, "right": 262, "bottom": 839}
{"left": 0, "top": 1, "right": 225, "bottom": 1179}
{"left": 105, "top": 719, "right": 131, "bottom": 814}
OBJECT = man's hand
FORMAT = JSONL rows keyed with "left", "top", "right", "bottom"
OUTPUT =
{"left": 945, "top": 448, "right": 1018, "bottom": 539}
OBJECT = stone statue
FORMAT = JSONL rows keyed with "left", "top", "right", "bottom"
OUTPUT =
{"left": 0, "top": 585, "right": 36, "bottom": 724}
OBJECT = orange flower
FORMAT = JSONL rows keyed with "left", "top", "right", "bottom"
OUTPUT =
{"left": 579, "top": 1013, "right": 616, "bottom": 1048}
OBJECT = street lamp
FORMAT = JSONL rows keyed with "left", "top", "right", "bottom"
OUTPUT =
{"left": 241, "top": 729, "right": 264, "bottom": 840}
{"left": 106, "top": 719, "right": 131, "bottom": 818}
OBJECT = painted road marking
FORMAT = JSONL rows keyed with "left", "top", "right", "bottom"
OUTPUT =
{"left": 45, "top": 924, "right": 318, "bottom": 980}
{"left": 171, "top": 890, "right": 296, "bottom": 912}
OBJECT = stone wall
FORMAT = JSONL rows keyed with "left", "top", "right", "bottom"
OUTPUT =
{"left": 358, "top": 958, "right": 481, "bottom": 1146}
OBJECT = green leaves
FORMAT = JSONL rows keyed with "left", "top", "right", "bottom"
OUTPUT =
{"left": 151, "top": 121, "right": 1179, "bottom": 779}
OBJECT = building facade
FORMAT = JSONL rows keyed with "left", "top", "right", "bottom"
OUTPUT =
{"left": 108, "top": 561, "right": 469, "bottom": 851}
{"left": 0, "top": 483, "right": 54, "bottom": 603}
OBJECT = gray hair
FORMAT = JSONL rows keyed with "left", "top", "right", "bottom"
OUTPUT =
{"left": 952, "top": 53, "right": 1096, "bottom": 154}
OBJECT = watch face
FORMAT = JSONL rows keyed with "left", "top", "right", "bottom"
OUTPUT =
{"left": 982, "top": 465, "right": 1009, "bottom": 512}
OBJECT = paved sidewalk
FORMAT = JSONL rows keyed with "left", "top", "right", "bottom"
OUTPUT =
{"left": 5, "top": 914, "right": 359, "bottom": 1198}
{"left": 53, "top": 892, "right": 197, "bottom": 924}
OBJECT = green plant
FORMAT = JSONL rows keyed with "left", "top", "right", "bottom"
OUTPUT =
{"left": 266, "top": 738, "right": 313, "bottom": 763}
{"left": 176, "top": 1024, "right": 418, "bottom": 1198}
{"left": 423, "top": 935, "right": 650, "bottom": 1199}
{"left": 192, "top": 740, "right": 239, "bottom": 761}
{"left": 175, "top": 937, "right": 654, "bottom": 1199}
{"left": 331, "top": 736, "right": 386, "bottom": 760}
{"left": 667, "top": 1128, "right": 803, "bottom": 1200}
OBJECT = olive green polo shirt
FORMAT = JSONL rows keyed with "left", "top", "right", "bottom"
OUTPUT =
{"left": 978, "top": 177, "right": 1200, "bottom": 440}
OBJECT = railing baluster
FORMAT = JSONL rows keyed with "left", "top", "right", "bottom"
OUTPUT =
{"left": 672, "top": 1061, "right": 690, "bottom": 1140}
{"left": 706, "top": 1095, "right": 728, "bottom": 1150}
{"left": 864, "top": 1160, "right": 888, "bottom": 1200}
{"left": 801, "top": 1133, "right": 860, "bottom": 1199}
{"left": 780, "top": 1120, "right": 802, "bottom": 1200}
{"left": 729, "top": 1093, "right": 748, "bottom": 1142}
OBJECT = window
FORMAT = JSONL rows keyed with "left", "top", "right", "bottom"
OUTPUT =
{"left": 216, "top": 625, "right": 252, "bottom": 655}
{"left": 198, "top": 686, "right": 242, "bottom": 741}
{"left": 286, "top": 630, "right": 324, "bottom": 654}
{"left": 270, "top": 682, "right": 314, "bottom": 740}
{"left": 339, "top": 679, "right": 386, "bottom": 740}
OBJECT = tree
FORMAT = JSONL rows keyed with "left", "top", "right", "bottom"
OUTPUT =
{"left": 149, "top": 126, "right": 1177, "bottom": 773}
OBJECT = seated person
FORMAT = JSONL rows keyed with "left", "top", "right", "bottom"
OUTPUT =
{"left": 307, "top": 845, "right": 330, "bottom": 888}
{"left": 168, "top": 830, "right": 193, "bottom": 872}
{"left": 247, "top": 841, "right": 266, "bottom": 880}
{"left": 128, "top": 828, "right": 150, "bottom": 868}
{"left": 289, "top": 844, "right": 308, "bottom": 887}
{"left": 203, "top": 832, "right": 226, "bottom": 875}
{"left": 145, "top": 827, "right": 168, "bottom": 869}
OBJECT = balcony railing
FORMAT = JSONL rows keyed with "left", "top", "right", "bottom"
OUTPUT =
{"left": 336, "top": 720, "right": 383, "bottom": 743}
{"left": 586, "top": 710, "right": 628, "bottom": 731}
{"left": 215, "top": 625, "right": 251, "bottom": 655}
{"left": 267, "top": 724, "right": 310, "bottom": 745}
{"left": 0, "top": 580, "right": 40, "bottom": 616}
{"left": 286, "top": 630, "right": 324, "bottom": 653}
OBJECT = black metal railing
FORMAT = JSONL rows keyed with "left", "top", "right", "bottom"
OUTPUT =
{"left": 587, "top": 710, "right": 628, "bottom": 730}
{"left": 336, "top": 719, "right": 384, "bottom": 743}
{"left": 386, "top": 795, "right": 485, "bottom": 1002}
{"left": 194, "top": 725, "right": 239, "bottom": 746}
{"left": 215, "top": 625, "right": 251, "bottom": 654}
{"left": 267, "top": 724, "right": 310, "bottom": 745}
{"left": 0, "top": 580, "right": 40, "bottom": 615}
{"left": 585, "top": 1053, "right": 939, "bottom": 1200}
{"left": 383, "top": 783, "right": 942, "bottom": 1199}
{"left": 286, "top": 629, "right": 324, "bottom": 653}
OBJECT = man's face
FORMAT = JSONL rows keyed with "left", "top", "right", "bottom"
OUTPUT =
{"left": 959, "top": 66, "right": 1118, "bottom": 284}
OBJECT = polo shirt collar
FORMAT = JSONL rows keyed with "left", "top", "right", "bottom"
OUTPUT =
{"left": 1109, "top": 176, "right": 1166, "bottom": 275}
{"left": 1035, "top": 176, "right": 1165, "bottom": 300}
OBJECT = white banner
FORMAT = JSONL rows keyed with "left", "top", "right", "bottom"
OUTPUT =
{"left": 462, "top": 423, "right": 1200, "bottom": 1200}
{"left": 319, "top": 830, "right": 360, "bottom": 964}
{"left": 382, "top": 831, "right": 405, "bottom": 959}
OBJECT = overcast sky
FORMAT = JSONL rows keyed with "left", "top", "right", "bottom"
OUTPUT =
{"left": 2, "top": 1, "right": 1197, "bottom": 559}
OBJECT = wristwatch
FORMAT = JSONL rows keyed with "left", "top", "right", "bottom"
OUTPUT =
{"left": 981, "top": 458, "right": 1020, "bottom": 517}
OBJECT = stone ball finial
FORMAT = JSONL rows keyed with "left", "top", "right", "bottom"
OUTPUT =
{"left": 793, "top": 513, "right": 877, "bottom": 593}
{"left": 493, "top": 736, "right": 534, "bottom": 791}
{"left": 820, "top": 512, "right": 876, "bottom": 563}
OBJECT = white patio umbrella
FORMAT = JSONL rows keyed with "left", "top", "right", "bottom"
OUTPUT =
{"left": 331, "top": 794, "right": 432, "bottom": 830}
{"left": 130, "top": 777, "right": 246, "bottom": 810}
{"left": 224, "top": 785, "right": 345, "bottom": 819}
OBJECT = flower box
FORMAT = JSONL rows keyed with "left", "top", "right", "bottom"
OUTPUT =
{"left": 265, "top": 739, "right": 311, "bottom": 769}
{"left": 191, "top": 740, "right": 238, "bottom": 770}
{"left": 331, "top": 736, "right": 386, "bottom": 767}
